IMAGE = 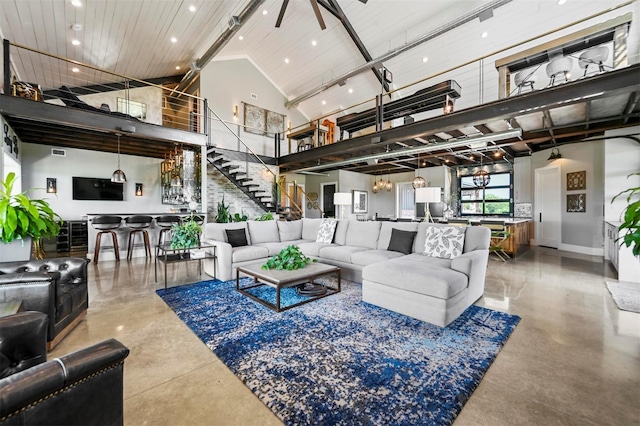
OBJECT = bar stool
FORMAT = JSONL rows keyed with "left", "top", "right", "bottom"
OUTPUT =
{"left": 155, "top": 215, "right": 181, "bottom": 253}
{"left": 125, "top": 215, "right": 153, "bottom": 261}
{"left": 91, "top": 216, "right": 123, "bottom": 263}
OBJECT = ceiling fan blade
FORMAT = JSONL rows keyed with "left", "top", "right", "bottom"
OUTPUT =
{"left": 275, "top": 0, "right": 290, "bottom": 28}
{"left": 309, "top": 0, "right": 327, "bottom": 30}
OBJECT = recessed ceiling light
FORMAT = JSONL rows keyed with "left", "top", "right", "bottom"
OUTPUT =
{"left": 238, "top": 35, "right": 244, "bottom": 40}
{"left": 481, "top": 31, "right": 488, "bottom": 38}
{"left": 311, "top": 40, "right": 317, "bottom": 46}
{"left": 348, "top": 88, "right": 353, "bottom": 94}
{"left": 284, "top": 58, "right": 289, "bottom": 64}
{"left": 422, "top": 57, "right": 428, "bottom": 63}
{"left": 175, "top": 66, "right": 181, "bottom": 70}
{"left": 71, "top": 39, "right": 80, "bottom": 46}
{"left": 322, "top": 100, "right": 326, "bottom": 105}
{"left": 557, "top": 0, "right": 567, "bottom": 4}
{"left": 189, "top": 5, "right": 196, "bottom": 12}
{"left": 71, "top": 23, "right": 83, "bottom": 31}
{"left": 262, "top": 10, "right": 268, "bottom": 15}
{"left": 72, "top": 67, "right": 80, "bottom": 73}
{"left": 170, "top": 37, "right": 177, "bottom": 43}
{"left": 71, "top": 0, "right": 81, "bottom": 7}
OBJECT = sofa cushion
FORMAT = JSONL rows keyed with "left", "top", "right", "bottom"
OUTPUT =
{"left": 302, "top": 218, "right": 323, "bottom": 240}
{"left": 345, "top": 221, "right": 382, "bottom": 249}
{"left": 225, "top": 229, "right": 248, "bottom": 247}
{"left": 351, "top": 249, "right": 404, "bottom": 267}
{"left": 462, "top": 225, "right": 491, "bottom": 252}
{"left": 232, "top": 246, "right": 269, "bottom": 263}
{"left": 255, "top": 242, "right": 296, "bottom": 256}
{"left": 376, "top": 221, "right": 419, "bottom": 250}
{"left": 387, "top": 229, "right": 417, "bottom": 255}
{"left": 204, "top": 222, "right": 249, "bottom": 244}
{"left": 334, "top": 220, "right": 349, "bottom": 245}
{"left": 362, "top": 258, "right": 468, "bottom": 299}
{"left": 424, "top": 226, "right": 466, "bottom": 259}
{"left": 247, "top": 220, "right": 280, "bottom": 244}
{"left": 277, "top": 220, "right": 303, "bottom": 241}
{"left": 318, "top": 245, "right": 370, "bottom": 262}
{"left": 316, "top": 219, "right": 337, "bottom": 243}
{"left": 298, "top": 242, "right": 332, "bottom": 257}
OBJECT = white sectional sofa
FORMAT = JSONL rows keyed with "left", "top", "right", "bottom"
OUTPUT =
{"left": 202, "top": 218, "right": 490, "bottom": 327}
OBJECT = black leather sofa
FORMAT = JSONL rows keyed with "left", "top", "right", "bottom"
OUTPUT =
{"left": 0, "top": 257, "right": 90, "bottom": 350}
{"left": 0, "top": 312, "right": 130, "bottom": 426}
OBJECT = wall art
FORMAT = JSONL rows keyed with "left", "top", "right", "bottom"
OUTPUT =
{"left": 567, "top": 193, "right": 586, "bottom": 212}
{"left": 566, "top": 170, "right": 586, "bottom": 191}
{"left": 244, "top": 103, "right": 285, "bottom": 137}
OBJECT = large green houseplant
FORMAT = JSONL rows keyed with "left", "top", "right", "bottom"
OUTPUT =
{"left": 612, "top": 172, "right": 640, "bottom": 256}
{"left": 0, "top": 172, "right": 62, "bottom": 260}
{"left": 170, "top": 215, "right": 202, "bottom": 249}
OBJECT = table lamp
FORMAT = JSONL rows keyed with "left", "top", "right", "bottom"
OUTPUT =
{"left": 333, "top": 192, "right": 352, "bottom": 220}
{"left": 415, "top": 187, "right": 441, "bottom": 222}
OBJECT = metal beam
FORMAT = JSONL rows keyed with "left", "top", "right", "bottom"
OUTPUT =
{"left": 285, "top": 0, "right": 513, "bottom": 107}
{"left": 319, "top": 0, "right": 390, "bottom": 94}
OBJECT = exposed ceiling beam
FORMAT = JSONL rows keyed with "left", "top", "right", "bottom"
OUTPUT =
{"left": 318, "top": 0, "right": 391, "bottom": 94}
{"left": 285, "top": 0, "right": 513, "bottom": 107}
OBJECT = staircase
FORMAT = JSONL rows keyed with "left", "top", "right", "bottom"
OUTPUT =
{"left": 206, "top": 147, "right": 275, "bottom": 213}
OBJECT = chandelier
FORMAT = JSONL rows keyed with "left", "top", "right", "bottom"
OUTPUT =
{"left": 412, "top": 154, "right": 426, "bottom": 189}
{"left": 473, "top": 153, "right": 491, "bottom": 188}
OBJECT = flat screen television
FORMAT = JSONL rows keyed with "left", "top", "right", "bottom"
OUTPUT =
{"left": 72, "top": 177, "right": 124, "bottom": 201}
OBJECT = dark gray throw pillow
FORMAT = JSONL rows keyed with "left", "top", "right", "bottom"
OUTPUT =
{"left": 226, "top": 228, "right": 248, "bottom": 247}
{"left": 387, "top": 228, "right": 417, "bottom": 255}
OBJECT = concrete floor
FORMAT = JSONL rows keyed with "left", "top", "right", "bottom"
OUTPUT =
{"left": 49, "top": 246, "right": 640, "bottom": 425}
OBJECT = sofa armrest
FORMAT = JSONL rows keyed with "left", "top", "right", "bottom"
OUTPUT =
{"left": 451, "top": 249, "right": 489, "bottom": 302}
{"left": 0, "top": 312, "right": 48, "bottom": 379}
{"left": 0, "top": 338, "right": 129, "bottom": 425}
{"left": 202, "top": 239, "right": 233, "bottom": 281}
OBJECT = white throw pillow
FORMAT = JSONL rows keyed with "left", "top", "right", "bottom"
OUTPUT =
{"left": 316, "top": 219, "right": 337, "bottom": 244}
{"left": 423, "top": 226, "right": 465, "bottom": 259}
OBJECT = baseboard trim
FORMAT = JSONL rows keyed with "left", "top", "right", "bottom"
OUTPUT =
{"left": 559, "top": 243, "right": 603, "bottom": 256}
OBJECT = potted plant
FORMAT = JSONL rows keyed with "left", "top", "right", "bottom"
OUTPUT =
{"left": 612, "top": 172, "right": 640, "bottom": 256}
{"left": 170, "top": 215, "right": 202, "bottom": 249}
{"left": 215, "top": 196, "right": 231, "bottom": 223}
{"left": 261, "top": 245, "right": 316, "bottom": 271}
{"left": 0, "top": 172, "right": 62, "bottom": 261}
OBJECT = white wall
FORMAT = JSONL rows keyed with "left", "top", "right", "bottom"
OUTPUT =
{"left": 21, "top": 143, "right": 167, "bottom": 220}
{"left": 514, "top": 157, "right": 532, "bottom": 203}
{"left": 531, "top": 141, "right": 605, "bottom": 253}
{"left": 604, "top": 126, "right": 640, "bottom": 222}
{"left": 200, "top": 57, "right": 308, "bottom": 157}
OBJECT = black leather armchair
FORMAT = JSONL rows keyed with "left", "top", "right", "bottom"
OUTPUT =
{"left": 0, "top": 335, "right": 129, "bottom": 425}
{"left": 0, "top": 312, "right": 48, "bottom": 379}
{"left": 0, "top": 257, "right": 90, "bottom": 350}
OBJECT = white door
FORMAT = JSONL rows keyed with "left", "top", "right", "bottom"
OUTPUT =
{"left": 534, "top": 165, "right": 561, "bottom": 248}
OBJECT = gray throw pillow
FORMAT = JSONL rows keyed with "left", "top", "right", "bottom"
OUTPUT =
{"left": 387, "top": 228, "right": 417, "bottom": 255}
{"left": 226, "top": 228, "right": 248, "bottom": 247}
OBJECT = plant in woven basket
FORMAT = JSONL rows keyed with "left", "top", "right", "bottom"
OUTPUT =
{"left": 170, "top": 216, "right": 202, "bottom": 249}
{"left": 261, "top": 245, "right": 317, "bottom": 271}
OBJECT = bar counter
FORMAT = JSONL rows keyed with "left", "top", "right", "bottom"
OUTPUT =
{"left": 86, "top": 213, "right": 205, "bottom": 261}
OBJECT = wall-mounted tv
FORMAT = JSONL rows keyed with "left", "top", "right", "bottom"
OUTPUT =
{"left": 72, "top": 177, "right": 124, "bottom": 201}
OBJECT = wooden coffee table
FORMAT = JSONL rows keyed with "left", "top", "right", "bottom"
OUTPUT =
{"left": 236, "top": 262, "right": 341, "bottom": 312}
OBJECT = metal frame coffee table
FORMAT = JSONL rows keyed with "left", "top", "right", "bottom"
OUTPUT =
{"left": 236, "top": 262, "right": 341, "bottom": 312}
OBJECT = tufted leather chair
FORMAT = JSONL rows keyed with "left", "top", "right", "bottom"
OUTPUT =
{"left": 0, "top": 335, "right": 129, "bottom": 425}
{"left": 0, "top": 312, "right": 48, "bottom": 379}
{"left": 0, "top": 257, "right": 90, "bottom": 350}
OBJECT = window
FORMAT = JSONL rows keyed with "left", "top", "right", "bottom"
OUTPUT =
{"left": 396, "top": 182, "right": 415, "bottom": 218}
{"left": 459, "top": 172, "right": 512, "bottom": 216}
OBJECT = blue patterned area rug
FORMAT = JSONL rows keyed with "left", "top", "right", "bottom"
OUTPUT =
{"left": 157, "top": 277, "right": 520, "bottom": 425}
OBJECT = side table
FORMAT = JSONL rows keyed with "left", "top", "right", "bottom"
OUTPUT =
{"left": 155, "top": 243, "right": 217, "bottom": 289}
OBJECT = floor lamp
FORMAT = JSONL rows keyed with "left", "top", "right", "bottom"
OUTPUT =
{"left": 333, "top": 192, "right": 352, "bottom": 220}
{"left": 415, "top": 187, "right": 441, "bottom": 222}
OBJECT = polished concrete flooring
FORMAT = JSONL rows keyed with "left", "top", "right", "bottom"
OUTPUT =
{"left": 49, "top": 247, "right": 640, "bottom": 425}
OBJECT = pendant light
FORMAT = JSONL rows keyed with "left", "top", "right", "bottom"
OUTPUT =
{"left": 111, "top": 133, "right": 127, "bottom": 183}
{"left": 372, "top": 178, "right": 379, "bottom": 194}
{"left": 473, "top": 152, "right": 490, "bottom": 188}
{"left": 412, "top": 154, "right": 426, "bottom": 189}
{"left": 385, "top": 171, "right": 392, "bottom": 192}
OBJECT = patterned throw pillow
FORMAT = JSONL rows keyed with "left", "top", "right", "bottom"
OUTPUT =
{"left": 423, "top": 226, "right": 466, "bottom": 259}
{"left": 316, "top": 219, "right": 337, "bottom": 244}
